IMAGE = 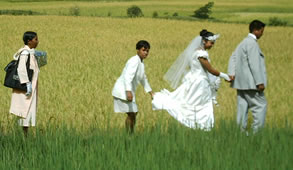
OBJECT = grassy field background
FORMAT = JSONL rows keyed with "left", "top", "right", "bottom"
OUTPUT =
{"left": 0, "top": 0, "right": 293, "bottom": 26}
{"left": 0, "top": 1, "right": 293, "bottom": 169}
{"left": 0, "top": 15, "right": 292, "bottom": 131}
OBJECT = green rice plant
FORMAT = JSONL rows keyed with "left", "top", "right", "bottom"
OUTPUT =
{"left": 0, "top": 120, "right": 292, "bottom": 169}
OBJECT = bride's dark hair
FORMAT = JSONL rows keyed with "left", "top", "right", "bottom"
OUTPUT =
{"left": 200, "top": 29, "right": 214, "bottom": 40}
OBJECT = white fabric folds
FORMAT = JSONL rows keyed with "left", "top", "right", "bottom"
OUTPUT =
{"left": 163, "top": 36, "right": 203, "bottom": 89}
{"left": 153, "top": 48, "right": 215, "bottom": 130}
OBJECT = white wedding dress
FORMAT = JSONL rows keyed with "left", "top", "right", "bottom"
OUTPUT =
{"left": 152, "top": 49, "right": 215, "bottom": 130}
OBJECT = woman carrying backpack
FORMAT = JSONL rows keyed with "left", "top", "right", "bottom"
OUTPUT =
{"left": 9, "top": 31, "right": 41, "bottom": 136}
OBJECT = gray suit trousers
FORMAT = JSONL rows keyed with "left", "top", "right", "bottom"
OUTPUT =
{"left": 236, "top": 90, "right": 267, "bottom": 132}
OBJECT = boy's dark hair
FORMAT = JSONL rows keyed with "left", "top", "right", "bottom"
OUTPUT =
{"left": 136, "top": 40, "right": 150, "bottom": 50}
{"left": 200, "top": 29, "right": 214, "bottom": 40}
{"left": 23, "top": 31, "right": 37, "bottom": 45}
{"left": 249, "top": 20, "right": 266, "bottom": 33}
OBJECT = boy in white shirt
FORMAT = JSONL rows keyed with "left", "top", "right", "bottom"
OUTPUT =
{"left": 112, "top": 40, "right": 154, "bottom": 133}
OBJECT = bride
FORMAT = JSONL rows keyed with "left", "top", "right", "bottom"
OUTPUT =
{"left": 152, "top": 29, "right": 231, "bottom": 130}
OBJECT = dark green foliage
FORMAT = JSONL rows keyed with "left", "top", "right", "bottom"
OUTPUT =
{"left": 69, "top": 6, "right": 80, "bottom": 16}
{"left": 0, "top": 10, "right": 39, "bottom": 15}
{"left": 107, "top": 12, "right": 112, "bottom": 17}
{"left": 192, "top": 2, "right": 214, "bottom": 19}
{"left": 172, "top": 12, "right": 179, "bottom": 17}
{"left": 268, "top": 17, "right": 287, "bottom": 26}
{"left": 127, "top": 5, "right": 143, "bottom": 18}
{"left": 152, "top": 11, "right": 158, "bottom": 18}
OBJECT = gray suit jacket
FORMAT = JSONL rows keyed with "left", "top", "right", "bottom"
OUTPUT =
{"left": 228, "top": 34, "right": 267, "bottom": 90}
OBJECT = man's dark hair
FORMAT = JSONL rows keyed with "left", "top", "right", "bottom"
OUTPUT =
{"left": 23, "top": 31, "right": 37, "bottom": 45}
{"left": 249, "top": 20, "right": 266, "bottom": 33}
{"left": 136, "top": 40, "right": 150, "bottom": 50}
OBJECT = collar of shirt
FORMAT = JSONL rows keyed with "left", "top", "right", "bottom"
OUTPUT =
{"left": 136, "top": 54, "right": 143, "bottom": 63}
{"left": 24, "top": 45, "right": 35, "bottom": 54}
{"left": 248, "top": 33, "right": 257, "bottom": 41}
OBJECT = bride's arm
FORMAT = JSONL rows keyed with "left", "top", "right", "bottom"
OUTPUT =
{"left": 199, "top": 57, "right": 231, "bottom": 81}
{"left": 198, "top": 57, "right": 220, "bottom": 76}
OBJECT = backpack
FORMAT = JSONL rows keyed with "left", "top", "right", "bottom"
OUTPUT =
{"left": 3, "top": 50, "right": 33, "bottom": 92}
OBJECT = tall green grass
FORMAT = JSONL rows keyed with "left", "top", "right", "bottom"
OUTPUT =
{"left": 0, "top": 120, "right": 292, "bottom": 170}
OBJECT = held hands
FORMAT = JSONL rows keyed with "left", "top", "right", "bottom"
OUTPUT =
{"left": 126, "top": 91, "right": 133, "bottom": 102}
{"left": 25, "top": 82, "right": 32, "bottom": 96}
{"left": 229, "top": 75, "right": 235, "bottom": 81}
{"left": 219, "top": 72, "right": 231, "bottom": 82}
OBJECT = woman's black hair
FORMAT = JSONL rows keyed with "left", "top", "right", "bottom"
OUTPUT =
{"left": 200, "top": 29, "right": 214, "bottom": 40}
{"left": 249, "top": 20, "right": 266, "bottom": 33}
{"left": 23, "top": 31, "right": 37, "bottom": 45}
{"left": 136, "top": 40, "right": 150, "bottom": 50}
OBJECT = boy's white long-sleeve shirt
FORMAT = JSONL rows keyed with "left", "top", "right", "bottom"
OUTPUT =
{"left": 112, "top": 55, "right": 152, "bottom": 102}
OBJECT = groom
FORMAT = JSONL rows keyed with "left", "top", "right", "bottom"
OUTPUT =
{"left": 228, "top": 20, "right": 267, "bottom": 133}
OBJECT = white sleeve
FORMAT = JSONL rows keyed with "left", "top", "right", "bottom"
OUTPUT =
{"left": 196, "top": 50, "right": 209, "bottom": 59}
{"left": 17, "top": 51, "right": 30, "bottom": 84}
{"left": 141, "top": 72, "right": 152, "bottom": 93}
{"left": 124, "top": 58, "right": 139, "bottom": 91}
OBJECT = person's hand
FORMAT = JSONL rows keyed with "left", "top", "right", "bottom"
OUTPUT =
{"left": 257, "top": 84, "right": 265, "bottom": 91}
{"left": 149, "top": 91, "right": 154, "bottom": 100}
{"left": 25, "top": 82, "right": 32, "bottom": 96}
{"left": 229, "top": 75, "right": 235, "bottom": 81}
{"left": 126, "top": 91, "right": 133, "bottom": 101}
{"left": 219, "top": 72, "right": 231, "bottom": 82}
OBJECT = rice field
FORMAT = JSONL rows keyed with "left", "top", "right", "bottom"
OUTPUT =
{"left": 1, "top": 120, "right": 293, "bottom": 170}
{"left": 0, "top": 0, "right": 293, "bottom": 169}
{"left": 1, "top": 15, "right": 292, "bottom": 130}
{"left": 0, "top": 0, "right": 293, "bottom": 25}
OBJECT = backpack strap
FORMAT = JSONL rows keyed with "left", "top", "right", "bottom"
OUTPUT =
{"left": 13, "top": 48, "right": 29, "bottom": 60}
{"left": 16, "top": 50, "right": 31, "bottom": 70}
